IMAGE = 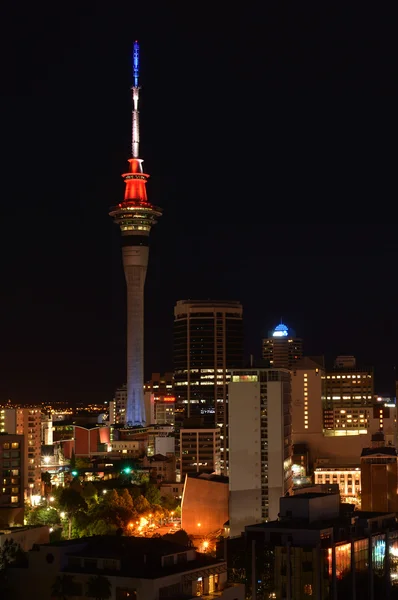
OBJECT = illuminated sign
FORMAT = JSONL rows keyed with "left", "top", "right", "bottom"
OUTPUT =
{"left": 163, "top": 397, "right": 175, "bottom": 402}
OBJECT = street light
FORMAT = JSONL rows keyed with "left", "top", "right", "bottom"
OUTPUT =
{"left": 71, "top": 470, "right": 78, "bottom": 477}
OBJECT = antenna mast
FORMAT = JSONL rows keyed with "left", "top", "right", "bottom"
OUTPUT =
{"left": 132, "top": 41, "right": 140, "bottom": 158}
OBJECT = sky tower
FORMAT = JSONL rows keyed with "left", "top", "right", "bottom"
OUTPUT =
{"left": 109, "top": 42, "right": 162, "bottom": 426}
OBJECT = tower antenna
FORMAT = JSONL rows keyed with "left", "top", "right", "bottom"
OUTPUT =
{"left": 132, "top": 40, "right": 140, "bottom": 158}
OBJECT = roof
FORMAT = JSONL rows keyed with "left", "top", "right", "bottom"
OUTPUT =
{"left": 355, "top": 511, "right": 395, "bottom": 520}
{"left": 245, "top": 518, "right": 341, "bottom": 532}
{"left": 361, "top": 446, "right": 397, "bottom": 457}
{"left": 60, "top": 536, "right": 225, "bottom": 579}
{"left": 284, "top": 492, "right": 335, "bottom": 500}
{"left": 67, "top": 536, "right": 189, "bottom": 558}
{"left": 187, "top": 472, "right": 229, "bottom": 484}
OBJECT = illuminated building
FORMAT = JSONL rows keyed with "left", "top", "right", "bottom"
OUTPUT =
{"left": 0, "top": 433, "right": 24, "bottom": 526}
{"left": 291, "top": 355, "right": 397, "bottom": 468}
{"left": 291, "top": 356, "right": 324, "bottom": 437}
{"left": 145, "top": 372, "right": 175, "bottom": 425}
{"left": 361, "top": 430, "right": 398, "bottom": 513}
{"left": 109, "top": 42, "right": 162, "bottom": 426}
{"left": 262, "top": 322, "right": 303, "bottom": 369}
{"left": 145, "top": 372, "right": 174, "bottom": 398}
{"left": 3, "top": 408, "right": 41, "bottom": 496}
{"left": 109, "top": 384, "right": 127, "bottom": 425}
{"left": 55, "top": 425, "right": 110, "bottom": 459}
{"left": 314, "top": 463, "right": 361, "bottom": 500}
{"left": 179, "top": 419, "right": 221, "bottom": 480}
{"left": 228, "top": 369, "right": 292, "bottom": 535}
{"left": 244, "top": 493, "right": 398, "bottom": 600}
{"left": 181, "top": 473, "right": 229, "bottom": 537}
{"left": 322, "top": 356, "right": 374, "bottom": 435}
{"left": 154, "top": 396, "right": 175, "bottom": 426}
{"left": 142, "top": 453, "right": 176, "bottom": 482}
{"left": 174, "top": 300, "right": 243, "bottom": 473}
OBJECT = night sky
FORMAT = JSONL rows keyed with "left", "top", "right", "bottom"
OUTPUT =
{"left": 1, "top": 5, "right": 397, "bottom": 406}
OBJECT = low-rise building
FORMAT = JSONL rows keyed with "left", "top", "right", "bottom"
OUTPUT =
{"left": 0, "top": 525, "right": 49, "bottom": 552}
{"left": 142, "top": 453, "right": 177, "bottom": 483}
{"left": 314, "top": 460, "right": 361, "bottom": 500}
{"left": 8, "top": 535, "right": 244, "bottom": 600}
{"left": 242, "top": 493, "right": 398, "bottom": 600}
{"left": 180, "top": 420, "right": 221, "bottom": 480}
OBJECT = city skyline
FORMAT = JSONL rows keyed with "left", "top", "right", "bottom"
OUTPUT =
{"left": 1, "top": 5, "right": 397, "bottom": 406}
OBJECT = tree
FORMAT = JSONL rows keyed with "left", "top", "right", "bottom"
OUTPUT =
{"left": 70, "top": 449, "right": 76, "bottom": 469}
{"left": 75, "top": 456, "right": 91, "bottom": 470}
{"left": 26, "top": 506, "right": 60, "bottom": 526}
{"left": 41, "top": 471, "right": 52, "bottom": 486}
{"left": 161, "top": 494, "right": 179, "bottom": 511}
{"left": 0, "top": 539, "right": 26, "bottom": 570}
{"left": 82, "top": 482, "right": 98, "bottom": 503}
{"left": 134, "top": 495, "right": 150, "bottom": 515}
{"left": 59, "top": 487, "right": 87, "bottom": 539}
{"left": 51, "top": 574, "right": 78, "bottom": 600}
{"left": 86, "top": 574, "right": 112, "bottom": 600}
{"left": 162, "top": 529, "right": 191, "bottom": 547}
{"left": 143, "top": 483, "right": 161, "bottom": 506}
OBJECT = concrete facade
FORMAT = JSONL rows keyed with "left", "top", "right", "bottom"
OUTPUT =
{"left": 228, "top": 370, "right": 292, "bottom": 536}
{"left": 181, "top": 474, "right": 229, "bottom": 536}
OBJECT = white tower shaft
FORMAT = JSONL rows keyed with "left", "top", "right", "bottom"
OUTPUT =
{"left": 123, "top": 245, "right": 149, "bottom": 425}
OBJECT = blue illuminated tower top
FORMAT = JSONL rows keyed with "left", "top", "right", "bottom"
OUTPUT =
{"left": 133, "top": 40, "right": 140, "bottom": 87}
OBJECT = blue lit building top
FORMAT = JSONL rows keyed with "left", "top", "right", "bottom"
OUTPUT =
{"left": 272, "top": 323, "right": 289, "bottom": 338}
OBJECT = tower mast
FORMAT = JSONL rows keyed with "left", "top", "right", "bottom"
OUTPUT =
{"left": 132, "top": 41, "right": 140, "bottom": 158}
{"left": 109, "top": 42, "right": 162, "bottom": 426}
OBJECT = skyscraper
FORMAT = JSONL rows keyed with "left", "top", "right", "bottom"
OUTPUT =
{"left": 262, "top": 322, "right": 303, "bottom": 369}
{"left": 109, "top": 42, "right": 162, "bottom": 426}
{"left": 228, "top": 368, "right": 292, "bottom": 534}
{"left": 173, "top": 300, "right": 243, "bottom": 472}
{"left": 322, "top": 356, "right": 374, "bottom": 435}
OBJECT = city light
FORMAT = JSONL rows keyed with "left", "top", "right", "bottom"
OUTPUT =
{"left": 71, "top": 470, "right": 78, "bottom": 477}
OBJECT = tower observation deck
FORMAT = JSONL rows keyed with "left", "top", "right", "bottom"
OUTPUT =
{"left": 109, "top": 41, "right": 162, "bottom": 426}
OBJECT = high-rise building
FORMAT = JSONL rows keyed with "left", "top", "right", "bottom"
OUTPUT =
{"left": 228, "top": 368, "right": 292, "bottom": 535}
{"left": 2, "top": 408, "right": 41, "bottom": 496}
{"left": 109, "top": 42, "right": 162, "bottom": 426}
{"left": 262, "top": 322, "right": 303, "bottom": 369}
{"left": 0, "top": 433, "right": 24, "bottom": 526}
{"left": 291, "top": 356, "right": 396, "bottom": 469}
{"left": 179, "top": 419, "right": 221, "bottom": 481}
{"left": 291, "top": 356, "right": 324, "bottom": 438}
{"left": 361, "top": 431, "right": 398, "bottom": 512}
{"left": 174, "top": 300, "right": 243, "bottom": 473}
{"left": 322, "top": 356, "right": 374, "bottom": 435}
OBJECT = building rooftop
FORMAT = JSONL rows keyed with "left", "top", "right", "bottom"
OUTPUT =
{"left": 361, "top": 446, "right": 397, "bottom": 457}
{"left": 51, "top": 536, "right": 226, "bottom": 579}
{"left": 285, "top": 492, "right": 332, "bottom": 500}
{"left": 187, "top": 472, "right": 229, "bottom": 484}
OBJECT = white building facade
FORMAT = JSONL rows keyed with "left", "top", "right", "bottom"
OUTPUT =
{"left": 228, "top": 369, "right": 292, "bottom": 537}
